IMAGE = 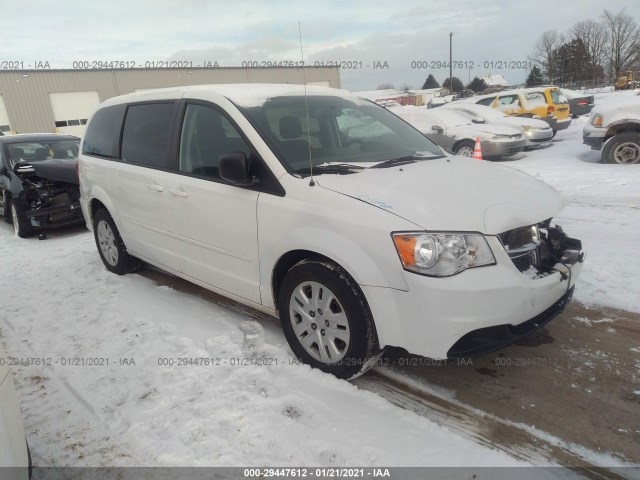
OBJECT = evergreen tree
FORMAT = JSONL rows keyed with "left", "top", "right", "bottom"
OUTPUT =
{"left": 526, "top": 65, "right": 545, "bottom": 86}
{"left": 422, "top": 74, "right": 440, "bottom": 89}
{"left": 443, "top": 76, "right": 464, "bottom": 93}
{"left": 467, "top": 77, "right": 488, "bottom": 93}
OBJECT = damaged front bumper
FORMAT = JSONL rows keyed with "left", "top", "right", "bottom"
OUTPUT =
{"left": 448, "top": 222, "right": 585, "bottom": 358}
{"left": 359, "top": 222, "right": 585, "bottom": 360}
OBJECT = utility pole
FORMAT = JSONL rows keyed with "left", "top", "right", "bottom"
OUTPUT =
{"left": 449, "top": 32, "right": 453, "bottom": 95}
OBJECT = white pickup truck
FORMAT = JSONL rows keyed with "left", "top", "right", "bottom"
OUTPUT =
{"left": 583, "top": 97, "right": 640, "bottom": 164}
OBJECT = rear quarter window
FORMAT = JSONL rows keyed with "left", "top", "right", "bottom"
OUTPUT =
{"left": 121, "top": 103, "right": 176, "bottom": 168}
{"left": 82, "top": 104, "right": 126, "bottom": 158}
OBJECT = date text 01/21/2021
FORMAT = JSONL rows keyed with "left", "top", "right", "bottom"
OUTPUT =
{"left": 410, "top": 60, "right": 534, "bottom": 70}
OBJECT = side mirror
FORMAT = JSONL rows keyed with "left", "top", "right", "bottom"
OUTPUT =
{"left": 471, "top": 118, "right": 485, "bottom": 124}
{"left": 431, "top": 125, "right": 444, "bottom": 134}
{"left": 219, "top": 152, "right": 259, "bottom": 186}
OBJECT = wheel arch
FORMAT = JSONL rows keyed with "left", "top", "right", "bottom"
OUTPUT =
{"left": 272, "top": 249, "right": 354, "bottom": 314}
{"left": 85, "top": 187, "right": 121, "bottom": 231}
{"left": 605, "top": 121, "right": 640, "bottom": 142}
{"left": 452, "top": 138, "right": 475, "bottom": 152}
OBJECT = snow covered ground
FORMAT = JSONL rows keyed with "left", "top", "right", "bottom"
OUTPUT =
{"left": 0, "top": 90, "right": 638, "bottom": 469}
{"left": 0, "top": 229, "right": 525, "bottom": 468}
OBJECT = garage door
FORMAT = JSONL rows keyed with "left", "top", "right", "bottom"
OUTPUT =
{"left": 49, "top": 91, "right": 100, "bottom": 137}
{"left": 0, "top": 95, "right": 11, "bottom": 134}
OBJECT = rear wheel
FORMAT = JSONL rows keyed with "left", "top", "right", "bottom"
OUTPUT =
{"left": 603, "top": 132, "right": 640, "bottom": 164}
{"left": 10, "top": 200, "right": 35, "bottom": 238}
{"left": 454, "top": 140, "right": 475, "bottom": 157}
{"left": 278, "top": 259, "right": 380, "bottom": 379}
{"left": 93, "top": 209, "right": 141, "bottom": 274}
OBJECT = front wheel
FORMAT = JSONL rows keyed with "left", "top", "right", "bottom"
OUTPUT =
{"left": 10, "top": 201, "right": 35, "bottom": 238}
{"left": 454, "top": 140, "right": 475, "bottom": 157}
{"left": 93, "top": 209, "right": 141, "bottom": 274}
{"left": 602, "top": 132, "right": 640, "bottom": 164}
{"left": 278, "top": 259, "right": 380, "bottom": 379}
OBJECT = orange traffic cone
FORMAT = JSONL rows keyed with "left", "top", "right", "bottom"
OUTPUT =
{"left": 473, "top": 138, "right": 483, "bottom": 160}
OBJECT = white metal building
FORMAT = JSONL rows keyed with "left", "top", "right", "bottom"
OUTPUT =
{"left": 0, "top": 67, "right": 340, "bottom": 135}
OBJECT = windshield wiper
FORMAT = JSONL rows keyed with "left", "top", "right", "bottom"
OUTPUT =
{"left": 295, "top": 163, "right": 366, "bottom": 175}
{"left": 370, "top": 154, "right": 444, "bottom": 168}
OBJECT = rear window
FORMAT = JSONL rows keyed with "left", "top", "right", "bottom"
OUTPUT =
{"left": 121, "top": 103, "right": 176, "bottom": 168}
{"left": 549, "top": 89, "right": 566, "bottom": 105}
{"left": 82, "top": 104, "right": 126, "bottom": 158}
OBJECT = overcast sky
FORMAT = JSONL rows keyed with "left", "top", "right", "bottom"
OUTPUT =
{"left": 1, "top": 0, "right": 638, "bottom": 91}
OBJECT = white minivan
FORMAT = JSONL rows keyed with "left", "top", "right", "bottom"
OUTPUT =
{"left": 79, "top": 84, "right": 585, "bottom": 379}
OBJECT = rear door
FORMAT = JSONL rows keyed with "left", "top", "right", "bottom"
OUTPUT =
{"left": 115, "top": 102, "right": 183, "bottom": 272}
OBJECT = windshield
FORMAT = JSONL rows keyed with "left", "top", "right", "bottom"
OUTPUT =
{"left": 238, "top": 95, "right": 443, "bottom": 174}
{"left": 7, "top": 139, "right": 79, "bottom": 167}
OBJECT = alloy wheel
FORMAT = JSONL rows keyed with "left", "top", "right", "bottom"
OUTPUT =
{"left": 288, "top": 280, "right": 351, "bottom": 364}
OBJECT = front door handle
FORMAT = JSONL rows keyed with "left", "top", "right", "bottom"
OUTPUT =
{"left": 146, "top": 183, "right": 164, "bottom": 192}
{"left": 169, "top": 188, "right": 188, "bottom": 197}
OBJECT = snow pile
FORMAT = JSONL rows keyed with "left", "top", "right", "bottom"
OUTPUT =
{"left": 0, "top": 230, "right": 524, "bottom": 467}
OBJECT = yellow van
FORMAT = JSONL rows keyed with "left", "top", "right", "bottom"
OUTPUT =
{"left": 473, "top": 87, "right": 571, "bottom": 134}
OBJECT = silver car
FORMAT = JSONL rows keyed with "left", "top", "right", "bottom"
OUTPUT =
{"left": 0, "top": 342, "right": 29, "bottom": 479}
{"left": 443, "top": 103, "right": 553, "bottom": 149}
{"left": 390, "top": 106, "right": 526, "bottom": 159}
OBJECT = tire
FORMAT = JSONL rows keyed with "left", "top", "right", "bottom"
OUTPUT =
{"left": 1, "top": 194, "right": 11, "bottom": 224}
{"left": 454, "top": 140, "right": 475, "bottom": 157}
{"left": 278, "top": 259, "right": 380, "bottom": 379}
{"left": 10, "top": 200, "right": 35, "bottom": 238}
{"left": 602, "top": 132, "right": 640, "bottom": 165}
{"left": 93, "top": 209, "right": 141, "bottom": 275}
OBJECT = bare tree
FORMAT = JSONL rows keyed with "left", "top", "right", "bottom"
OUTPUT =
{"left": 602, "top": 9, "right": 640, "bottom": 81}
{"left": 376, "top": 82, "right": 395, "bottom": 90}
{"left": 528, "top": 30, "right": 565, "bottom": 83}
{"left": 570, "top": 19, "right": 608, "bottom": 78}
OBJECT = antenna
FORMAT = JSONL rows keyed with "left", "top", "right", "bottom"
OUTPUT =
{"left": 298, "top": 21, "right": 314, "bottom": 186}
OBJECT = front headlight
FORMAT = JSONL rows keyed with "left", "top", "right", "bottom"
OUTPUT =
{"left": 590, "top": 114, "right": 604, "bottom": 127}
{"left": 492, "top": 134, "right": 512, "bottom": 139}
{"left": 522, "top": 125, "right": 532, "bottom": 132}
{"left": 392, "top": 232, "right": 496, "bottom": 277}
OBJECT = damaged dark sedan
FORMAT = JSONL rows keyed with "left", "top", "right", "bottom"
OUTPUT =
{"left": 0, "top": 134, "right": 84, "bottom": 239}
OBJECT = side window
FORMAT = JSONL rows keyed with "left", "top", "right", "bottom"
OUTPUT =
{"left": 121, "top": 103, "right": 175, "bottom": 168}
{"left": 179, "top": 104, "right": 251, "bottom": 179}
{"left": 525, "top": 92, "right": 547, "bottom": 108}
{"left": 82, "top": 104, "right": 126, "bottom": 158}
{"left": 476, "top": 97, "right": 494, "bottom": 106}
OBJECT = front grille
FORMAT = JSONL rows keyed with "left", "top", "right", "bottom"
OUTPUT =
{"left": 511, "top": 252, "right": 535, "bottom": 272}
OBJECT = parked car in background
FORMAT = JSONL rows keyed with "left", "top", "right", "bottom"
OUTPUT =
{"left": 390, "top": 106, "right": 526, "bottom": 159}
{"left": 583, "top": 98, "right": 640, "bottom": 164}
{"left": 443, "top": 102, "right": 553, "bottom": 149}
{"left": 0, "top": 342, "right": 30, "bottom": 480}
{"left": 0, "top": 134, "right": 83, "bottom": 238}
{"left": 473, "top": 87, "right": 571, "bottom": 135}
{"left": 79, "top": 84, "right": 584, "bottom": 379}
{"left": 559, "top": 88, "right": 595, "bottom": 117}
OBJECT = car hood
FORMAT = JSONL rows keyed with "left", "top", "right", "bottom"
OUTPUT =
{"left": 447, "top": 123, "right": 522, "bottom": 139}
{"left": 315, "top": 157, "right": 564, "bottom": 234}
{"left": 16, "top": 159, "right": 78, "bottom": 184}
